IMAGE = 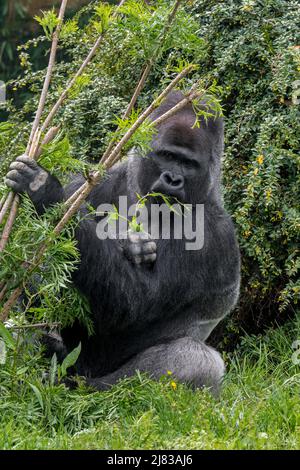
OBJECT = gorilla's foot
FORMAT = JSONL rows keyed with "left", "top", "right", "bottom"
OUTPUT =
{"left": 85, "top": 337, "right": 225, "bottom": 397}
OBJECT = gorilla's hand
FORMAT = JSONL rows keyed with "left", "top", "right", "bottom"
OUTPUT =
{"left": 5, "top": 155, "right": 49, "bottom": 196}
{"left": 123, "top": 230, "right": 157, "bottom": 266}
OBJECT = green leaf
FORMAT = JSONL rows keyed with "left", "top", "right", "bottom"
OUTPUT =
{"left": 49, "top": 353, "right": 58, "bottom": 386}
{"left": 0, "top": 339, "right": 7, "bottom": 365}
{"left": 0, "top": 323, "right": 15, "bottom": 350}
{"left": 28, "top": 383, "right": 44, "bottom": 410}
{"left": 60, "top": 343, "right": 81, "bottom": 378}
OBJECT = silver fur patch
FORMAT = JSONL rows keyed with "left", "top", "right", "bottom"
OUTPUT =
{"left": 29, "top": 170, "right": 48, "bottom": 192}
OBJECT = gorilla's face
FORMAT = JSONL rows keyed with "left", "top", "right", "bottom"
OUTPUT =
{"left": 137, "top": 116, "right": 214, "bottom": 204}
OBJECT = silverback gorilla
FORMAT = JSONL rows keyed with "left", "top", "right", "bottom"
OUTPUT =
{"left": 5, "top": 91, "right": 240, "bottom": 395}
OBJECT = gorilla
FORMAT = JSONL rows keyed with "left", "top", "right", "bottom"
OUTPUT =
{"left": 5, "top": 91, "right": 240, "bottom": 395}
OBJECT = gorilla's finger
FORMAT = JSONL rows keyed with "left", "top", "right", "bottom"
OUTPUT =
{"left": 16, "top": 155, "right": 39, "bottom": 169}
{"left": 128, "top": 231, "right": 151, "bottom": 243}
{"left": 6, "top": 169, "right": 23, "bottom": 181}
{"left": 142, "top": 253, "right": 156, "bottom": 263}
{"left": 9, "top": 161, "right": 34, "bottom": 174}
{"left": 139, "top": 231, "right": 151, "bottom": 240}
{"left": 142, "top": 241, "right": 156, "bottom": 254}
{"left": 5, "top": 178, "right": 22, "bottom": 192}
{"left": 128, "top": 231, "right": 140, "bottom": 243}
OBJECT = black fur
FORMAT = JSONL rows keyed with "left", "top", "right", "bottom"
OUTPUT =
{"left": 5, "top": 92, "right": 240, "bottom": 395}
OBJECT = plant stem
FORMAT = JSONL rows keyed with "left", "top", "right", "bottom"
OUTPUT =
{"left": 0, "top": 192, "right": 14, "bottom": 226}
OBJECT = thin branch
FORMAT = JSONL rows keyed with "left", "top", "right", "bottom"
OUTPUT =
{"left": 101, "top": 0, "right": 183, "bottom": 163}
{"left": 35, "top": 126, "right": 60, "bottom": 159}
{"left": 26, "top": 0, "right": 68, "bottom": 155}
{"left": 102, "top": 65, "right": 195, "bottom": 167}
{"left": 39, "top": 0, "right": 127, "bottom": 137}
{"left": 9, "top": 322, "right": 61, "bottom": 330}
{"left": 0, "top": 195, "right": 5, "bottom": 212}
{"left": 0, "top": 195, "right": 20, "bottom": 252}
{"left": 123, "top": 0, "right": 182, "bottom": 119}
{"left": 0, "top": 192, "right": 14, "bottom": 226}
{"left": 0, "top": 0, "right": 68, "bottom": 251}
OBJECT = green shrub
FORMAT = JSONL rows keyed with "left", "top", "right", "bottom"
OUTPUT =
{"left": 192, "top": 0, "right": 300, "bottom": 335}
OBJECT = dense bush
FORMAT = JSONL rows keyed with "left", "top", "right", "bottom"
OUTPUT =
{"left": 192, "top": 0, "right": 300, "bottom": 339}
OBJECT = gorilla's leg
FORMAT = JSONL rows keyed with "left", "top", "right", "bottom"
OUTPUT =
{"left": 86, "top": 337, "right": 225, "bottom": 397}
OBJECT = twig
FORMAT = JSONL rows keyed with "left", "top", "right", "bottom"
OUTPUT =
{"left": 0, "top": 195, "right": 20, "bottom": 252}
{"left": 27, "top": 0, "right": 68, "bottom": 156}
{"left": 9, "top": 322, "right": 61, "bottom": 330}
{"left": 35, "top": 126, "right": 61, "bottom": 159}
{"left": 0, "top": 195, "right": 5, "bottom": 212}
{"left": 102, "top": 65, "right": 195, "bottom": 167}
{"left": 0, "top": 192, "right": 14, "bottom": 226}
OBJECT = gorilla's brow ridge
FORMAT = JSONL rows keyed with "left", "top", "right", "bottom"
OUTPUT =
{"left": 156, "top": 146, "right": 198, "bottom": 164}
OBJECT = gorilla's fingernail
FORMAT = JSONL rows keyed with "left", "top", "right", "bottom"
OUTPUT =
{"left": 144, "top": 254, "right": 156, "bottom": 263}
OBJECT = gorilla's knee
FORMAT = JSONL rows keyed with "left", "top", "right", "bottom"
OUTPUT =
{"left": 170, "top": 337, "right": 225, "bottom": 396}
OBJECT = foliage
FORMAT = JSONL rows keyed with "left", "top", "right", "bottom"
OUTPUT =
{"left": 0, "top": 0, "right": 28, "bottom": 82}
{"left": 0, "top": 315, "right": 299, "bottom": 449}
{"left": 190, "top": 0, "right": 300, "bottom": 334}
{"left": 34, "top": 9, "right": 61, "bottom": 40}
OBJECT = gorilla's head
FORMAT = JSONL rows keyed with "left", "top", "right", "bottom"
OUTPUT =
{"left": 129, "top": 91, "right": 224, "bottom": 205}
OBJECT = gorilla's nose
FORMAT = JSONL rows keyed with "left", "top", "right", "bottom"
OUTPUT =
{"left": 160, "top": 171, "right": 184, "bottom": 191}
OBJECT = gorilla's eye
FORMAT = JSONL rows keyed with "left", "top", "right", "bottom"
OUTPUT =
{"left": 183, "top": 159, "right": 199, "bottom": 169}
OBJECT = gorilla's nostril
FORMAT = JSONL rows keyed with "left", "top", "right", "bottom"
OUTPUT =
{"left": 161, "top": 171, "right": 184, "bottom": 189}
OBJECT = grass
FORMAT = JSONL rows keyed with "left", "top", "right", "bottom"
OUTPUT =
{"left": 0, "top": 315, "right": 299, "bottom": 450}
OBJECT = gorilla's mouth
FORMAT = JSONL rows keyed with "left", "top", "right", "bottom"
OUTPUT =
{"left": 150, "top": 180, "right": 185, "bottom": 201}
